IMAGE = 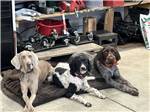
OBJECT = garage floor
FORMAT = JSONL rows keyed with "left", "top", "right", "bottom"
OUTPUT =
{"left": 0, "top": 43, "right": 150, "bottom": 112}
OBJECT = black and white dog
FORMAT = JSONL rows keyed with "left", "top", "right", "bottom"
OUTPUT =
{"left": 51, "top": 53, "right": 105, "bottom": 107}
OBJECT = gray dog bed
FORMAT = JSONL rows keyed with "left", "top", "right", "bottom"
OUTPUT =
{"left": 1, "top": 69, "right": 111, "bottom": 107}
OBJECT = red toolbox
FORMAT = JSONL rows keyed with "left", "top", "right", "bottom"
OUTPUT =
{"left": 37, "top": 19, "right": 64, "bottom": 36}
{"left": 103, "top": 0, "right": 124, "bottom": 7}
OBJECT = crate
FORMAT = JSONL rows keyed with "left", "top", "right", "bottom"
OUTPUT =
{"left": 37, "top": 19, "right": 64, "bottom": 36}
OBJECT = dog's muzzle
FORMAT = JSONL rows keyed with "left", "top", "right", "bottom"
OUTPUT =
{"left": 26, "top": 63, "right": 34, "bottom": 72}
{"left": 106, "top": 57, "right": 115, "bottom": 64}
{"left": 105, "top": 55, "right": 117, "bottom": 68}
{"left": 80, "top": 64, "right": 87, "bottom": 75}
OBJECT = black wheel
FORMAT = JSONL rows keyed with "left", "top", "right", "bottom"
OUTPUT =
{"left": 29, "top": 36, "right": 36, "bottom": 43}
{"left": 72, "top": 35, "right": 80, "bottom": 44}
{"left": 41, "top": 38, "right": 49, "bottom": 48}
{"left": 63, "top": 38, "right": 69, "bottom": 46}
{"left": 87, "top": 32, "right": 93, "bottom": 41}
{"left": 24, "top": 42, "right": 34, "bottom": 51}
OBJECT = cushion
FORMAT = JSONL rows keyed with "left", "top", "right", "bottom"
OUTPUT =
{"left": 1, "top": 69, "right": 111, "bottom": 107}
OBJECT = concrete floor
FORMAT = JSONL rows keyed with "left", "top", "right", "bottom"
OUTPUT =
{"left": 0, "top": 43, "right": 150, "bottom": 112}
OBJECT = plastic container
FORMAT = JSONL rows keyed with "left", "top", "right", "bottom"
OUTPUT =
{"left": 37, "top": 19, "right": 64, "bottom": 36}
{"left": 103, "top": 0, "right": 124, "bottom": 7}
{"left": 85, "top": 0, "right": 103, "bottom": 9}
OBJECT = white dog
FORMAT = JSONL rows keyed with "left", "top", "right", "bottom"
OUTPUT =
{"left": 11, "top": 50, "right": 53, "bottom": 112}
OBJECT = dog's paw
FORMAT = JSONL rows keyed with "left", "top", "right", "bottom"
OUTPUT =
{"left": 98, "top": 93, "right": 106, "bottom": 99}
{"left": 85, "top": 102, "right": 92, "bottom": 107}
{"left": 130, "top": 89, "right": 139, "bottom": 96}
{"left": 23, "top": 106, "right": 28, "bottom": 112}
{"left": 133, "top": 87, "right": 139, "bottom": 92}
{"left": 28, "top": 105, "right": 35, "bottom": 112}
{"left": 100, "top": 95, "right": 106, "bottom": 99}
{"left": 100, "top": 94, "right": 106, "bottom": 99}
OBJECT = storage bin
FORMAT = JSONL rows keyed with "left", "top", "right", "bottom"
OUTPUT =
{"left": 103, "top": 0, "right": 124, "bottom": 7}
{"left": 85, "top": 0, "right": 103, "bottom": 9}
{"left": 37, "top": 19, "right": 64, "bottom": 36}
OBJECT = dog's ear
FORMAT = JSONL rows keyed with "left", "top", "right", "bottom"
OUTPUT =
{"left": 69, "top": 58, "right": 77, "bottom": 76}
{"left": 113, "top": 48, "right": 121, "bottom": 61}
{"left": 83, "top": 54, "right": 92, "bottom": 72}
{"left": 11, "top": 54, "right": 20, "bottom": 70}
{"left": 31, "top": 51, "right": 39, "bottom": 67}
{"left": 87, "top": 59, "right": 91, "bottom": 72}
{"left": 96, "top": 48, "right": 105, "bottom": 63}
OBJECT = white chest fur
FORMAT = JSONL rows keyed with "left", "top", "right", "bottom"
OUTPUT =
{"left": 20, "top": 71, "right": 39, "bottom": 87}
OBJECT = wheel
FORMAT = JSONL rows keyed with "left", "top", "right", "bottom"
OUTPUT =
{"left": 41, "top": 38, "right": 49, "bottom": 48}
{"left": 24, "top": 42, "right": 34, "bottom": 51}
{"left": 72, "top": 35, "right": 80, "bottom": 44}
{"left": 87, "top": 32, "right": 93, "bottom": 41}
{"left": 63, "top": 39, "right": 69, "bottom": 46}
{"left": 29, "top": 36, "right": 36, "bottom": 43}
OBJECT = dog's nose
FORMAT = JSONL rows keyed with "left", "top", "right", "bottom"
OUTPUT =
{"left": 27, "top": 63, "right": 31, "bottom": 66}
{"left": 81, "top": 66, "right": 86, "bottom": 71}
{"left": 27, "top": 63, "right": 33, "bottom": 68}
{"left": 109, "top": 56, "right": 114, "bottom": 60}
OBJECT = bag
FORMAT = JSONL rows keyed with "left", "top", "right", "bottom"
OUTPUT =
{"left": 140, "top": 13, "right": 150, "bottom": 49}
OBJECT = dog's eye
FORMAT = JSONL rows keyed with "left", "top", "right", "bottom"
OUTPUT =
{"left": 82, "top": 59, "right": 86, "bottom": 62}
{"left": 111, "top": 49, "right": 115, "bottom": 53}
{"left": 103, "top": 51, "right": 108, "bottom": 55}
{"left": 111, "top": 52, "right": 115, "bottom": 55}
{"left": 28, "top": 55, "right": 32, "bottom": 58}
{"left": 21, "top": 55, "right": 25, "bottom": 59}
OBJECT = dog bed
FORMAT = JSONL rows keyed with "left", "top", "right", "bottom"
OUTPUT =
{"left": 1, "top": 69, "right": 111, "bottom": 107}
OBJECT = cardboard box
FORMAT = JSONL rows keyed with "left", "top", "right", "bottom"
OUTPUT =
{"left": 83, "top": 17, "right": 97, "bottom": 34}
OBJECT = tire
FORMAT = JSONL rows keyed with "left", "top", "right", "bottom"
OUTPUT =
{"left": 72, "top": 36, "right": 80, "bottom": 44}
{"left": 87, "top": 32, "right": 93, "bottom": 41}
{"left": 24, "top": 42, "right": 34, "bottom": 51}
{"left": 63, "top": 39, "right": 69, "bottom": 46}
{"left": 42, "top": 38, "right": 49, "bottom": 47}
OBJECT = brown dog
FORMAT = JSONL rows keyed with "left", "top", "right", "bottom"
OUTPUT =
{"left": 11, "top": 50, "right": 54, "bottom": 112}
{"left": 94, "top": 46, "right": 139, "bottom": 96}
